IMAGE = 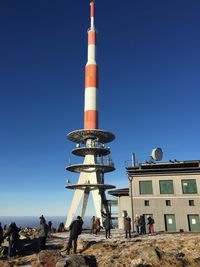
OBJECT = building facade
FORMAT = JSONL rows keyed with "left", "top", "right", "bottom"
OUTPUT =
{"left": 110, "top": 160, "right": 200, "bottom": 232}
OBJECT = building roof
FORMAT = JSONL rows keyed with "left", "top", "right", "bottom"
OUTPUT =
{"left": 126, "top": 160, "right": 200, "bottom": 176}
{"left": 108, "top": 188, "right": 129, "bottom": 197}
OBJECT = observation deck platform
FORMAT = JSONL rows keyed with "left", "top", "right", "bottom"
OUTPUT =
{"left": 65, "top": 183, "right": 116, "bottom": 191}
{"left": 67, "top": 129, "right": 115, "bottom": 144}
{"left": 66, "top": 163, "right": 115, "bottom": 173}
{"left": 72, "top": 147, "right": 110, "bottom": 157}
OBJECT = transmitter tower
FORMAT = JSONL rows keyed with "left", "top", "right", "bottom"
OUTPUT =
{"left": 65, "top": 0, "right": 115, "bottom": 228}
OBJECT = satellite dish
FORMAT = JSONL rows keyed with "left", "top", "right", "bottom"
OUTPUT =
{"left": 151, "top": 147, "right": 163, "bottom": 161}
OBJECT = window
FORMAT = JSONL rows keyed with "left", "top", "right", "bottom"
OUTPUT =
{"left": 139, "top": 181, "right": 153, "bottom": 194}
{"left": 144, "top": 200, "right": 150, "bottom": 206}
{"left": 166, "top": 200, "right": 171, "bottom": 206}
{"left": 182, "top": 179, "right": 197, "bottom": 194}
{"left": 189, "top": 200, "right": 195, "bottom": 206}
{"left": 159, "top": 180, "right": 174, "bottom": 194}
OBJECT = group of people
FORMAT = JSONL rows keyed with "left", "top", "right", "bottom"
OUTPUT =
{"left": 0, "top": 213, "right": 155, "bottom": 258}
{"left": 90, "top": 214, "right": 113, "bottom": 239}
{"left": 0, "top": 221, "right": 20, "bottom": 258}
{"left": 0, "top": 215, "right": 54, "bottom": 258}
{"left": 134, "top": 214, "right": 155, "bottom": 234}
{"left": 90, "top": 216, "right": 101, "bottom": 235}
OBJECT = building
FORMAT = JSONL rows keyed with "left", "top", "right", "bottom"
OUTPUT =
{"left": 109, "top": 160, "right": 200, "bottom": 232}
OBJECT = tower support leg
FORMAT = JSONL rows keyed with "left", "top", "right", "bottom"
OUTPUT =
{"left": 65, "top": 189, "right": 83, "bottom": 229}
{"left": 91, "top": 189, "right": 102, "bottom": 224}
{"left": 81, "top": 190, "right": 90, "bottom": 219}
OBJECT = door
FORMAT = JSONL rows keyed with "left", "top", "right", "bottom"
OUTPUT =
{"left": 164, "top": 214, "right": 176, "bottom": 231}
{"left": 144, "top": 214, "right": 153, "bottom": 233}
{"left": 188, "top": 215, "right": 200, "bottom": 232}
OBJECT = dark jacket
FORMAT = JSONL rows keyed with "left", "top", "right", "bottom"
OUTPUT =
{"left": 138, "top": 216, "right": 145, "bottom": 227}
{"left": 69, "top": 219, "right": 83, "bottom": 239}
{"left": 0, "top": 225, "right": 3, "bottom": 244}
{"left": 124, "top": 217, "right": 131, "bottom": 231}
{"left": 147, "top": 217, "right": 155, "bottom": 225}
{"left": 38, "top": 223, "right": 48, "bottom": 238}
{"left": 103, "top": 217, "right": 112, "bottom": 230}
{"left": 4, "top": 223, "right": 20, "bottom": 242}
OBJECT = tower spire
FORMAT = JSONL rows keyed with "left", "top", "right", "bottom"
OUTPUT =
{"left": 84, "top": 0, "right": 98, "bottom": 129}
{"left": 90, "top": 0, "right": 95, "bottom": 29}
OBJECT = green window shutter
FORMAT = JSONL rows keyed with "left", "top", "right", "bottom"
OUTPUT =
{"left": 182, "top": 179, "right": 197, "bottom": 194}
{"left": 139, "top": 181, "right": 153, "bottom": 194}
{"left": 159, "top": 180, "right": 174, "bottom": 194}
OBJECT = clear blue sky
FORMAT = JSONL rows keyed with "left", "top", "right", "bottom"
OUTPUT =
{"left": 1, "top": 0, "right": 200, "bottom": 216}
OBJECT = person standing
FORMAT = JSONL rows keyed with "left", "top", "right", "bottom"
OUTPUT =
{"left": 124, "top": 216, "right": 131, "bottom": 238}
{"left": 58, "top": 222, "right": 65, "bottom": 232}
{"left": 47, "top": 221, "right": 52, "bottom": 237}
{"left": 103, "top": 214, "right": 112, "bottom": 239}
{"left": 134, "top": 215, "right": 139, "bottom": 234}
{"left": 147, "top": 216, "right": 155, "bottom": 234}
{"left": 0, "top": 223, "right": 3, "bottom": 247}
{"left": 90, "top": 216, "right": 96, "bottom": 234}
{"left": 3, "top": 222, "right": 20, "bottom": 257}
{"left": 95, "top": 218, "right": 101, "bottom": 235}
{"left": 67, "top": 216, "right": 83, "bottom": 254}
{"left": 138, "top": 215, "right": 145, "bottom": 235}
{"left": 38, "top": 218, "right": 48, "bottom": 251}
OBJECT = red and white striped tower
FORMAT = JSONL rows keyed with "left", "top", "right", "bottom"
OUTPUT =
{"left": 65, "top": 0, "right": 115, "bottom": 229}
{"left": 84, "top": 0, "right": 98, "bottom": 129}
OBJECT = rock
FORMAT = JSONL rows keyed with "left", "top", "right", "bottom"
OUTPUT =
{"left": 61, "top": 240, "right": 97, "bottom": 255}
{"left": 34, "top": 250, "right": 61, "bottom": 267}
{"left": 1, "top": 231, "right": 200, "bottom": 267}
{"left": 140, "top": 246, "right": 161, "bottom": 263}
{"left": 136, "top": 264, "right": 152, "bottom": 267}
{"left": 176, "top": 251, "right": 185, "bottom": 258}
{"left": 19, "top": 228, "right": 38, "bottom": 240}
{"left": 56, "top": 255, "right": 97, "bottom": 267}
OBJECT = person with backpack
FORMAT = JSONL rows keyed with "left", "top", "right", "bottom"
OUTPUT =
{"left": 147, "top": 216, "right": 155, "bottom": 233}
{"left": 67, "top": 216, "right": 83, "bottom": 254}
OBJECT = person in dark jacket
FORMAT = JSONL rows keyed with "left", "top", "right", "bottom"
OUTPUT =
{"left": 138, "top": 215, "right": 146, "bottom": 235}
{"left": 103, "top": 214, "right": 112, "bottom": 239}
{"left": 124, "top": 216, "right": 131, "bottom": 238}
{"left": 3, "top": 222, "right": 20, "bottom": 257}
{"left": 58, "top": 222, "right": 65, "bottom": 232}
{"left": 38, "top": 218, "right": 48, "bottom": 251}
{"left": 147, "top": 216, "right": 155, "bottom": 233}
{"left": 67, "top": 216, "right": 83, "bottom": 254}
{"left": 0, "top": 223, "right": 3, "bottom": 247}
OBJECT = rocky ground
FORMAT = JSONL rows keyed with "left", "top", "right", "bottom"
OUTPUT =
{"left": 0, "top": 229, "right": 200, "bottom": 266}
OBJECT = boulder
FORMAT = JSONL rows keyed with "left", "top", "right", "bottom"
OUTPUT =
{"left": 33, "top": 250, "right": 61, "bottom": 267}
{"left": 56, "top": 255, "right": 97, "bottom": 267}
